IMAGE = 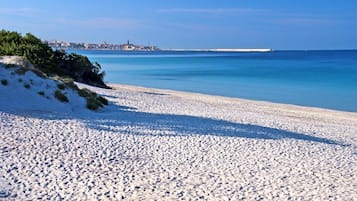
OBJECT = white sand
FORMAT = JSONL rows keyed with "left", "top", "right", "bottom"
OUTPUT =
{"left": 1, "top": 64, "right": 357, "bottom": 200}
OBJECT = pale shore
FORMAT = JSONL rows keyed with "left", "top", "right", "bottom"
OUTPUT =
{"left": 1, "top": 80, "right": 357, "bottom": 200}
{"left": 161, "top": 48, "right": 272, "bottom": 52}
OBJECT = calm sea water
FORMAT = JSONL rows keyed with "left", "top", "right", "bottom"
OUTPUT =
{"left": 73, "top": 50, "right": 357, "bottom": 112}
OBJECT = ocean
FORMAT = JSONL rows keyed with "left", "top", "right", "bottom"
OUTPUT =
{"left": 72, "top": 50, "right": 357, "bottom": 112}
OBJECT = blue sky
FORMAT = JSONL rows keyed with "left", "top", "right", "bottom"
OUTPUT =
{"left": 1, "top": 0, "right": 357, "bottom": 49}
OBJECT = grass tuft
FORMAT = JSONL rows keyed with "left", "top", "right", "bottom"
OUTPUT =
{"left": 96, "top": 96, "right": 108, "bottom": 105}
{"left": 57, "top": 83, "right": 65, "bottom": 90}
{"left": 54, "top": 90, "right": 69, "bottom": 102}
{"left": 86, "top": 97, "right": 103, "bottom": 110}
{"left": 61, "top": 77, "right": 78, "bottom": 90}
{"left": 78, "top": 88, "right": 108, "bottom": 110}
{"left": 24, "top": 83, "right": 30, "bottom": 89}
{"left": 78, "top": 88, "right": 95, "bottom": 98}
{"left": 1, "top": 79, "right": 8, "bottom": 86}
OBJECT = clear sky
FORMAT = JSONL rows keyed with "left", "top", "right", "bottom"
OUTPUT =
{"left": 1, "top": 0, "right": 357, "bottom": 50}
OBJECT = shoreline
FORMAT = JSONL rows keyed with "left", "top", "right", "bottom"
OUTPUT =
{"left": 108, "top": 83, "right": 357, "bottom": 116}
{"left": 1, "top": 81, "right": 356, "bottom": 200}
{"left": 100, "top": 82, "right": 357, "bottom": 144}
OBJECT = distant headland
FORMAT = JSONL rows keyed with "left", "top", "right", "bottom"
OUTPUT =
{"left": 162, "top": 48, "right": 272, "bottom": 52}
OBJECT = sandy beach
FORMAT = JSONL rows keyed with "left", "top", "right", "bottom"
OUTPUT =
{"left": 1, "top": 80, "right": 357, "bottom": 200}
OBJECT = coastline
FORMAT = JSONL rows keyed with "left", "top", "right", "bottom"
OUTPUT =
{"left": 80, "top": 49, "right": 357, "bottom": 113}
{"left": 160, "top": 48, "right": 272, "bottom": 52}
{"left": 109, "top": 83, "right": 357, "bottom": 115}
{"left": 1, "top": 82, "right": 356, "bottom": 200}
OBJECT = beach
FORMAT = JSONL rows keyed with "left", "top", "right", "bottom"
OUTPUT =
{"left": 1, "top": 82, "right": 356, "bottom": 200}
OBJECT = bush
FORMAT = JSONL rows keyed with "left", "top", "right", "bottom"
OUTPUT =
{"left": 86, "top": 98, "right": 103, "bottom": 110}
{"left": 38, "top": 91, "right": 45, "bottom": 96}
{"left": 65, "top": 81, "right": 78, "bottom": 90}
{"left": 57, "top": 83, "right": 65, "bottom": 90}
{"left": 54, "top": 51, "right": 108, "bottom": 88}
{"left": 61, "top": 77, "right": 78, "bottom": 90}
{"left": 1, "top": 79, "right": 8, "bottom": 85}
{"left": 97, "top": 96, "right": 108, "bottom": 105}
{"left": 77, "top": 88, "right": 108, "bottom": 110}
{"left": 78, "top": 88, "right": 94, "bottom": 98}
{"left": 0, "top": 30, "right": 109, "bottom": 88}
{"left": 24, "top": 83, "right": 30, "bottom": 89}
{"left": 54, "top": 90, "right": 69, "bottom": 102}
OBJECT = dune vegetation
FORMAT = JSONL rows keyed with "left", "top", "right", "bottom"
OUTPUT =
{"left": 0, "top": 29, "right": 108, "bottom": 89}
{"left": 0, "top": 30, "right": 110, "bottom": 110}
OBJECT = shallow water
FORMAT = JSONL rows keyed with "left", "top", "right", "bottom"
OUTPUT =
{"left": 73, "top": 50, "right": 357, "bottom": 112}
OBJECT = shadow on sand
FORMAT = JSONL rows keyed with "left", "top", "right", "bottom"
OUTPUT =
{"left": 2, "top": 102, "right": 347, "bottom": 146}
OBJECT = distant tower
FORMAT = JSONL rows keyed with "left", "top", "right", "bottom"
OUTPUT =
{"left": 127, "top": 40, "right": 130, "bottom": 45}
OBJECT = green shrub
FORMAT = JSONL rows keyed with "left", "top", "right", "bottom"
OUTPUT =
{"left": 78, "top": 88, "right": 94, "bottom": 98}
{"left": 77, "top": 88, "right": 108, "bottom": 110}
{"left": 97, "top": 96, "right": 108, "bottom": 105}
{"left": 61, "top": 77, "right": 78, "bottom": 90}
{"left": 86, "top": 98, "right": 103, "bottom": 110}
{"left": 54, "top": 90, "right": 69, "bottom": 102}
{"left": 18, "top": 78, "right": 23, "bottom": 82}
{"left": 1, "top": 79, "right": 8, "bottom": 85}
{"left": 57, "top": 83, "right": 65, "bottom": 90}
{"left": 38, "top": 91, "right": 45, "bottom": 96}
{"left": 24, "top": 83, "right": 30, "bottom": 89}
{"left": 0, "top": 30, "right": 109, "bottom": 88}
{"left": 65, "top": 81, "right": 78, "bottom": 90}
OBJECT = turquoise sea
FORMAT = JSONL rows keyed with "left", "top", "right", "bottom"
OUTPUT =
{"left": 73, "top": 50, "right": 357, "bottom": 112}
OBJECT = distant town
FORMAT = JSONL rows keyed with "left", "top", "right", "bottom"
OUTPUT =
{"left": 44, "top": 39, "right": 273, "bottom": 52}
{"left": 44, "top": 40, "right": 160, "bottom": 51}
